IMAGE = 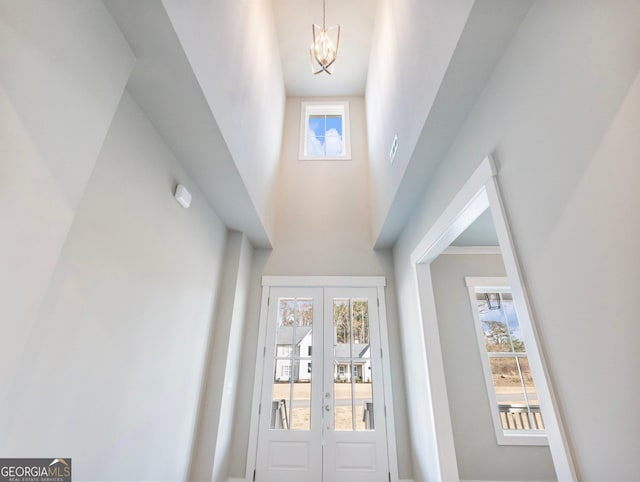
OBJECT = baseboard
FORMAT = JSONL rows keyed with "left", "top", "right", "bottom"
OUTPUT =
{"left": 230, "top": 477, "right": 414, "bottom": 482}
{"left": 461, "top": 480, "right": 553, "bottom": 482}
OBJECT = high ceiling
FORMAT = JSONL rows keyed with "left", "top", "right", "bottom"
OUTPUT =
{"left": 104, "top": 0, "right": 534, "bottom": 249}
{"left": 272, "top": 0, "right": 376, "bottom": 97}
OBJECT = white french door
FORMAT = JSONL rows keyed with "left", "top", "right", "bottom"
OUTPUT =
{"left": 255, "top": 286, "right": 390, "bottom": 482}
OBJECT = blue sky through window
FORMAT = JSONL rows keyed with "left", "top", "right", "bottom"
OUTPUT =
{"left": 307, "top": 113, "right": 344, "bottom": 157}
{"left": 325, "top": 115, "right": 342, "bottom": 136}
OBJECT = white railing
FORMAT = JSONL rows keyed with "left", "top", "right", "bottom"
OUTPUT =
{"left": 498, "top": 404, "right": 544, "bottom": 430}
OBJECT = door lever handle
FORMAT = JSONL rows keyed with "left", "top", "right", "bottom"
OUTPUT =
{"left": 325, "top": 404, "right": 331, "bottom": 412}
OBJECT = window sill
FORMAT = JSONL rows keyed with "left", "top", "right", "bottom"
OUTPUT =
{"left": 496, "top": 430, "right": 548, "bottom": 446}
{"left": 298, "top": 155, "right": 352, "bottom": 161}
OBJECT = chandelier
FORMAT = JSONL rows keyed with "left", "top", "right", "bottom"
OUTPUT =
{"left": 310, "top": 0, "right": 340, "bottom": 75}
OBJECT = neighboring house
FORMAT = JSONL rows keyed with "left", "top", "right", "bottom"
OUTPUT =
{"left": 274, "top": 326, "right": 312, "bottom": 382}
{"left": 275, "top": 328, "right": 371, "bottom": 384}
{"left": 334, "top": 343, "right": 371, "bottom": 383}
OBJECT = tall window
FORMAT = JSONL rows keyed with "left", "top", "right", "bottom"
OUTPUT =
{"left": 466, "top": 277, "right": 547, "bottom": 445}
{"left": 299, "top": 101, "right": 351, "bottom": 160}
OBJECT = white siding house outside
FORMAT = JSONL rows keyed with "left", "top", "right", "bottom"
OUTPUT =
{"left": 274, "top": 326, "right": 312, "bottom": 382}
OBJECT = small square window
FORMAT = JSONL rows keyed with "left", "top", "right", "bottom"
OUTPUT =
{"left": 299, "top": 101, "right": 351, "bottom": 160}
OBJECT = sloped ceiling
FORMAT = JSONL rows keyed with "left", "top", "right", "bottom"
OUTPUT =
{"left": 104, "top": 0, "right": 271, "bottom": 247}
{"left": 367, "top": 0, "right": 534, "bottom": 247}
{"left": 451, "top": 209, "right": 499, "bottom": 247}
{"left": 163, "top": 0, "right": 285, "bottom": 245}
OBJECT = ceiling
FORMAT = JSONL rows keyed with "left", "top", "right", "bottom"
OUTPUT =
{"left": 272, "top": 0, "right": 377, "bottom": 97}
{"left": 451, "top": 209, "right": 499, "bottom": 247}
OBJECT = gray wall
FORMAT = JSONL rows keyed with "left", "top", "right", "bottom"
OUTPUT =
{"left": 1, "top": 82, "right": 230, "bottom": 479}
{"left": 0, "top": 0, "right": 134, "bottom": 385}
{"left": 393, "top": 1, "right": 640, "bottom": 480}
{"left": 431, "top": 253, "right": 555, "bottom": 481}
{"left": 189, "top": 232, "right": 254, "bottom": 482}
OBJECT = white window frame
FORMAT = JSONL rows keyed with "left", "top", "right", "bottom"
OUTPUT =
{"left": 466, "top": 276, "right": 547, "bottom": 446}
{"left": 299, "top": 101, "right": 351, "bottom": 160}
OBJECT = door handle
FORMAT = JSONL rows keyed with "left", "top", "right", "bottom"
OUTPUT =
{"left": 325, "top": 404, "right": 331, "bottom": 412}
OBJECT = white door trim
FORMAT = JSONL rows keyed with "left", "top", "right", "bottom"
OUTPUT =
{"left": 245, "top": 276, "right": 400, "bottom": 482}
{"left": 245, "top": 285, "right": 270, "bottom": 482}
{"left": 262, "top": 275, "right": 386, "bottom": 287}
{"left": 408, "top": 155, "right": 578, "bottom": 480}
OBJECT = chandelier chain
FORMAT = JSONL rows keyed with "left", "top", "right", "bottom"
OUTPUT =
{"left": 322, "top": 0, "right": 326, "bottom": 29}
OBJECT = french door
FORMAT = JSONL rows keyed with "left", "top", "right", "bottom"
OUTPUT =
{"left": 255, "top": 286, "right": 389, "bottom": 482}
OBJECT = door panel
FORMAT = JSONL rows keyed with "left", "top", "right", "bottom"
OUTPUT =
{"left": 255, "top": 288, "right": 323, "bottom": 482}
{"left": 255, "top": 286, "right": 389, "bottom": 482}
{"left": 323, "top": 287, "right": 389, "bottom": 482}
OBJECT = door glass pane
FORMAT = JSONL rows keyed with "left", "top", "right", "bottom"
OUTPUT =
{"left": 355, "top": 364, "right": 374, "bottom": 431}
{"left": 334, "top": 299, "right": 351, "bottom": 349}
{"left": 334, "top": 361, "right": 353, "bottom": 430}
{"left": 351, "top": 299, "right": 369, "bottom": 347}
{"left": 291, "top": 372, "right": 311, "bottom": 430}
{"left": 271, "top": 363, "right": 291, "bottom": 430}
{"left": 271, "top": 298, "right": 313, "bottom": 431}
{"left": 333, "top": 297, "right": 375, "bottom": 431}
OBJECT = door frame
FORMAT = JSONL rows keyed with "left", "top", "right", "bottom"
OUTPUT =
{"left": 245, "top": 276, "right": 400, "bottom": 482}
{"left": 408, "top": 155, "right": 578, "bottom": 480}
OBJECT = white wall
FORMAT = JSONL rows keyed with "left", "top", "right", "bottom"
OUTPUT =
{"left": 0, "top": 0, "right": 134, "bottom": 391}
{"left": 189, "top": 232, "right": 253, "bottom": 482}
{"left": 226, "top": 97, "right": 414, "bottom": 479}
{"left": 228, "top": 248, "right": 272, "bottom": 480}
{"left": 431, "top": 254, "right": 555, "bottom": 481}
{"left": 162, "top": 0, "right": 286, "bottom": 244}
{"left": 393, "top": 1, "right": 640, "bottom": 480}
{"left": 266, "top": 97, "right": 381, "bottom": 275}
{"left": 365, "top": 0, "right": 474, "bottom": 239}
{"left": 0, "top": 91, "right": 229, "bottom": 481}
